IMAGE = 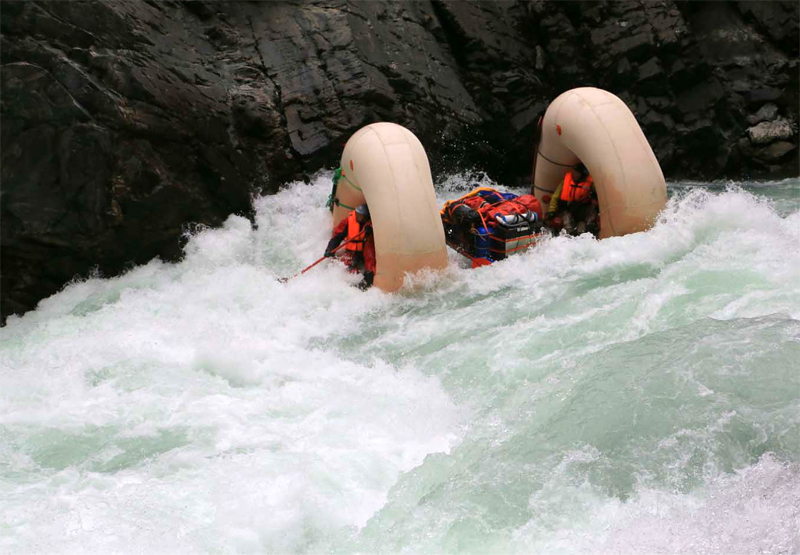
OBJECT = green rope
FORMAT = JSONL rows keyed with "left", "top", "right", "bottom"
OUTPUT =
{"left": 326, "top": 167, "right": 343, "bottom": 211}
{"left": 341, "top": 173, "right": 362, "bottom": 192}
{"left": 324, "top": 196, "right": 355, "bottom": 211}
{"left": 326, "top": 167, "right": 362, "bottom": 211}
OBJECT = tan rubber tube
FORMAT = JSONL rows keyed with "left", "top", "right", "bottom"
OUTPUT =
{"left": 332, "top": 123, "right": 448, "bottom": 291}
{"left": 532, "top": 87, "right": 667, "bottom": 239}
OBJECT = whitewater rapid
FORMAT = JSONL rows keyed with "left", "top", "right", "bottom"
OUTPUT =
{"left": 1, "top": 174, "right": 798, "bottom": 554}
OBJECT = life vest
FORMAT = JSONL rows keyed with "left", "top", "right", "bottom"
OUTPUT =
{"left": 560, "top": 173, "right": 594, "bottom": 203}
{"left": 346, "top": 211, "right": 368, "bottom": 252}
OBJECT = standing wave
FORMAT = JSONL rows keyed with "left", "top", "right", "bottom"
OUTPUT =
{"left": 1, "top": 174, "right": 798, "bottom": 554}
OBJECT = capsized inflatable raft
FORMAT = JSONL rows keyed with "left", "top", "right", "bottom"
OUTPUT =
{"left": 328, "top": 88, "right": 668, "bottom": 285}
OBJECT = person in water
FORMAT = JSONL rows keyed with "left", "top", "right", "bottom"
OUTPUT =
{"left": 324, "top": 203, "right": 376, "bottom": 290}
{"left": 545, "top": 163, "right": 598, "bottom": 235}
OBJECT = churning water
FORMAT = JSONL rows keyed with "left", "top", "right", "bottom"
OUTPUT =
{"left": 1, "top": 174, "right": 799, "bottom": 554}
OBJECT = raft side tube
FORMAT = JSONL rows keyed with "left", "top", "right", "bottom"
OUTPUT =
{"left": 532, "top": 87, "right": 667, "bottom": 239}
{"left": 334, "top": 123, "right": 448, "bottom": 291}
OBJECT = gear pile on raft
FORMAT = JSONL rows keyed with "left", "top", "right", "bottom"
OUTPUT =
{"left": 441, "top": 187, "right": 544, "bottom": 267}
{"left": 440, "top": 162, "right": 599, "bottom": 267}
{"left": 315, "top": 87, "right": 667, "bottom": 291}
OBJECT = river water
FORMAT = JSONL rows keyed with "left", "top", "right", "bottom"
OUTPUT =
{"left": 1, "top": 174, "right": 798, "bottom": 554}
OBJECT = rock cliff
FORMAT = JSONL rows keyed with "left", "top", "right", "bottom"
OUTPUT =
{"left": 2, "top": 0, "right": 798, "bottom": 322}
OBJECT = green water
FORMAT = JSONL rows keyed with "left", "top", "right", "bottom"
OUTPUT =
{"left": 1, "top": 176, "right": 798, "bottom": 554}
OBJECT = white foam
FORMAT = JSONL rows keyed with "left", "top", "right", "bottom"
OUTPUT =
{"left": 1, "top": 173, "right": 798, "bottom": 553}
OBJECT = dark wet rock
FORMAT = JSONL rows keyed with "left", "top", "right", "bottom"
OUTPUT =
{"left": 736, "top": 0, "right": 800, "bottom": 52}
{"left": 745, "top": 87, "right": 784, "bottom": 106}
{"left": 1, "top": 0, "right": 799, "bottom": 322}
{"left": 757, "top": 141, "right": 796, "bottom": 161}
{"left": 747, "top": 103, "right": 779, "bottom": 125}
{"left": 739, "top": 137, "right": 796, "bottom": 163}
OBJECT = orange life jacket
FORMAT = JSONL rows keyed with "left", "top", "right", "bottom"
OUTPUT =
{"left": 346, "top": 211, "right": 367, "bottom": 252}
{"left": 560, "top": 173, "right": 594, "bottom": 203}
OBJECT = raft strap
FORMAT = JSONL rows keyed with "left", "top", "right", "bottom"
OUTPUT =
{"left": 536, "top": 150, "right": 576, "bottom": 168}
{"left": 534, "top": 150, "right": 579, "bottom": 194}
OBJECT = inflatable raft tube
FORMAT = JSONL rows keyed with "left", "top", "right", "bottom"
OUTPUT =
{"left": 532, "top": 87, "right": 667, "bottom": 239}
{"left": 332, "top": 122, "right": 448, "bottom": 292}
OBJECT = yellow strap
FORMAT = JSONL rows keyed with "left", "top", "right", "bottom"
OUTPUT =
{"left": 440, "top": 187, "right": 498, "bottom": 215}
